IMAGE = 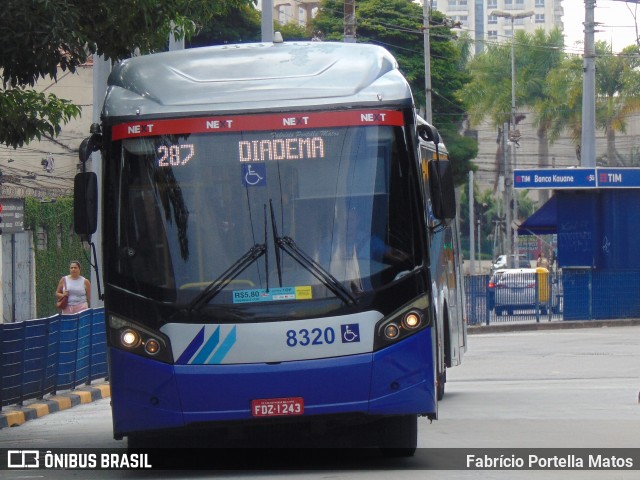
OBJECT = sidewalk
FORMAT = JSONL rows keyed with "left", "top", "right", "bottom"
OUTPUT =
{"left": 0, "top": 382, "right": 110, "bottom": 429}
{"left": 468, "top": 317, "right": 640, "bottom": 334}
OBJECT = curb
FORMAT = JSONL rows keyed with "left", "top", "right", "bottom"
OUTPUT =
{"left": 468, "top": 317, "right": 640, "bottom": 334}
{"left": 0, "top": 382, "right": 110, "bottom": 429}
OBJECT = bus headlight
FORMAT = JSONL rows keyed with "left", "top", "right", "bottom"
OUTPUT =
{"left": 145, "top": 339, "right": 160, "bottom": 355}
{"left": 402, "top": 311, "right": 422, "bottom": 329}
{"left": 384, "top": 323, "right": 400, "bottom": 339}
{"left": 374, "top": 298, "right": 431, "bottom": 350}
{"left": 121, "top": 329, "right": 140, "bottom": 348}
{"left": 109, "top": 315, "right": 173, "bottom": 363}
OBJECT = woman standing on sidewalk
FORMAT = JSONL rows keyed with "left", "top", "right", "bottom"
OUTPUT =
{"left": 56, "top": 260, "right": 91, "bottom": 314}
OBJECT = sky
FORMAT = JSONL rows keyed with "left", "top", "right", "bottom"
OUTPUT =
{"left": 563, "top": 0, "right": 640, "bottom": 53}
{"left": 260, "top": 0, "right": 639, "bottom": 53}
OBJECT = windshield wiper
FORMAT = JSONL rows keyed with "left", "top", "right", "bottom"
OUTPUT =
{"left": 269, "top": 199, "right": 283, "bottom": 286}
{"left": 268, "top": 200, "right": 355, "bottom": 305}
{"left": 186, "top": 243, "right": 267, "bottom": 313}
{"left": 277, "top": 235, "right": 357, "bottom": 305}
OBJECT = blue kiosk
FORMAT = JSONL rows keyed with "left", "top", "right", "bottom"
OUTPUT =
{"left": 515, "top": 167, "right": 640, "bottom": 320}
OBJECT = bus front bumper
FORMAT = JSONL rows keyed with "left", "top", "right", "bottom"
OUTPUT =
{"left": 109, "top": 328, "right": 436, "bottom": 437}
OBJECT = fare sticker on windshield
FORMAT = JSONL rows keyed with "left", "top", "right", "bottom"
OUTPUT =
{"left": 232, "top": 286, "right": 312, "bottom": 304}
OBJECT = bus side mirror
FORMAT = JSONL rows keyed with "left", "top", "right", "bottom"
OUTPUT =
{"left": 428, "top": 159, "right": 456, "bottom": 220}
{"left": 74, "top": 172, "right": 98, "bottom": 235}
{"left": 417, "top": 124, "right": 440, "bottom": 145}
{"left": 79, "top": 131, "right": 102, "bottom": 163}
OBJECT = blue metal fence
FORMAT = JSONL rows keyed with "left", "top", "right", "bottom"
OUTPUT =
{"left": 465, "top": 274, "right": 492, "bottom": 325}
{"left": 465, "top": 270, "right": 640, "bottom": 325}
{"left": 0, "top": 308, "right": 107, "bottom": 409}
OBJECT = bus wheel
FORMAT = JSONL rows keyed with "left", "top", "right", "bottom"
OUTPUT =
{"left": 378, "top": 415, "right": 417, "bottom": 457}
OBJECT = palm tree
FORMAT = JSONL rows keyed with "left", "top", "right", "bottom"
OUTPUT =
{"left": 458, "top": 36, "right": 513, "bottom": 192}
{"left": 541, "top": 54, "right": 583, "bottom": 155}
{"left": 459, "top": 28, "right": 564, "bottom": 204}
{"left": 520, "top": 29, "right": 564, "bottom": 203}
{"left": 544, "top": 41, "right": 640, "bottom": 167}
{"left": 594, "top": 42, "right": 640, "bottom": 166}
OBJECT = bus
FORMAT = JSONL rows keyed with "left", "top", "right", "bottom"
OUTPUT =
{"left": 75, "top": 39, "right": 466, "bottom": 454}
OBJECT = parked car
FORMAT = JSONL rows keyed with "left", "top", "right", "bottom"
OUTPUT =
{"left": 491, "top": 254, "right": 530, "bottom": 271}
{"left": 488, "top": 268, "right": 560, "bottom": 315}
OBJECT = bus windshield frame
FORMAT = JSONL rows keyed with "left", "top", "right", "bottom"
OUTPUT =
{"left": 103, "top": 109, "right": 424, "bottom": 312}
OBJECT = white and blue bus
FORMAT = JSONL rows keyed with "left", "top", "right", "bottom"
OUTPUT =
{"left": 75, "top": 39, "right": 466, "bottom": 454}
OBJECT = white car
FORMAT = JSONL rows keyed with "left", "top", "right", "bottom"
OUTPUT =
{"left": 490, "top": 268, "right": 559, "bottom": 315}
{"left": 491, "top": 254, "right": 530, "bottom": 271}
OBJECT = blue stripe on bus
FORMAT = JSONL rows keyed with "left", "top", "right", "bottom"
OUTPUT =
{"left": 192, "top": 327, "right": 220, "bottom": 364}
{"left": 207, "top": 326, "right": 237, "bottom": 364}
{"left": 176, "top": 326, "right": 206, "bottom": 364}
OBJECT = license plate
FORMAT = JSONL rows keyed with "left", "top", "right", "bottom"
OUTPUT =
{"left": 251, "top": 397, "right": 304, "bottom": 417}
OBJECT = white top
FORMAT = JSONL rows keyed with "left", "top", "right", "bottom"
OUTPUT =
{"left": 64, "top": 275, "right": 87, "bottom": 306}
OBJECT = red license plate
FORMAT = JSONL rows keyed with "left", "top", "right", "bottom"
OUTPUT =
{"left": 251, "top": 397, "right": 304, "bottom": 417}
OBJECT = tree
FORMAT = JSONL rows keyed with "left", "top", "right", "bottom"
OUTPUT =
{"left": 544, "top": 41, "right": 640, "bottom": 166}
{"left": 594, "top": 42, "right": 640, "bottom": 166}
{"left": 0, "top": 0, "right": 254, "bottom": 149}
{"left": 188, "top": 4, "right": 261, "bottom": 46}
{"left": 459, "top": 28, "right": 564, "bottom": 202}
{"left": 188, "top": 5, "right": 311, "bottom": 47}
{"left": 459, "top": 187, "right": 497, "bottom": 260}
{"left": 312, "top": 0, "right": 477, "bottom": 186}
{"left": 520, "top": 29, "right": 564, "bottom": 203}
{"left": 539, "top": 52, "right": 583, "bottom": 156}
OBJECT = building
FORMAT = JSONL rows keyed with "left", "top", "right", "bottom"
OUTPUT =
{"left": 273, "top": 0, "right": 320, "bottom": 26}
{"left": 0, "top": 63, "right": 93, "bottom": 200}
{"left": 419, "top": 0, "right": 564, "bottom": 55}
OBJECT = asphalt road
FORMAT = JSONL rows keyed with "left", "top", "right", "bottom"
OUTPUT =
{"left": 1, "top": 323, "right": 639, "bottom": 479}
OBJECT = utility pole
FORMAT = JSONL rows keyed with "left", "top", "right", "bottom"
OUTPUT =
{"left": 262, "top": 0, "right": 274, "bottom": 42}
{"left": 469, "top": 171, "right": 475, "bottom": 274}
{"left": 344, "top": 0, "right": 356, "bottom": 42}
{"left": 581, "top": 0, "right": 596, "bottom": 167}
{"left": 423, "top": 0, "right": 433, "bottom": 123}
{"left": 491, "top": 10, "right": 533, "bottom": 267}
{"left": 503, "top": 121, "right": 512, "bottom": 264}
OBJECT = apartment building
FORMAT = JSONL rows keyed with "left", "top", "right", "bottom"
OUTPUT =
{"left": 273, "top": 0, "right": 320, "bottom": 26}
{"left": 421, "top": 0, "right": 564, "bottom": 55}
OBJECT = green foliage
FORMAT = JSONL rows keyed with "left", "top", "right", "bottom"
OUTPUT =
{"left": 439, "top": 126, "right": 478, "bottom": 185}
{"left": 24, "top": 197, "right": 88, "bottom": 317}
{"left": 188, "top": 4, "right": 261, "bottom": 46}
{"left": 311, "top": 0, "right": 476, "bottom": 185}
{"left": 0, "top": 88, "right": 82, "bottom": 149}
{"left": 187, "top": 4, "right": 310, "bottom": 48}
{"left": 458, "top": 184, "right": 535, "bottom": 260}
{"left": 0, "top": 0, "right": 254, "bottom": 148}
{"left": 277, "top": 23, "right": 312, "bottom": 41}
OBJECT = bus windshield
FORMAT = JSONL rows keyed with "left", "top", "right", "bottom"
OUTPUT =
{"left": 107, "top": 120, "right": 421, "bottom": 306}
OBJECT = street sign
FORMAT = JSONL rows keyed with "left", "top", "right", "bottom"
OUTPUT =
{"left": 0, "top": 198, "right": 25, "bottom": 234}
{"left": 596, "top": 168, "right": 640, "bottom": 188}
{"left": 514, "top": 167, "right": 640, "bottom": 190}
{"left": 514, "top": 168, "right": 597, "bottom": 189}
